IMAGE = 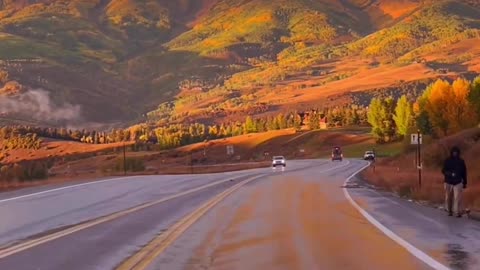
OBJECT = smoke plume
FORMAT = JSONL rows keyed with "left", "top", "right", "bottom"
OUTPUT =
{"left": 0, "top": 89, "right": 82, "bottom": 122}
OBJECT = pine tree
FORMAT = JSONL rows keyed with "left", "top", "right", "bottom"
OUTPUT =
{"left": 383, "top": 97, "right": 396, "bottom": 141}
{"left": 470, "top": 76, "right": 480, "bottom": 119}
{"left": 309, "top": 112, "right": 320, "bottom": 130}
{"left": 293, "top": 112, "right": 302, "bottom": 131}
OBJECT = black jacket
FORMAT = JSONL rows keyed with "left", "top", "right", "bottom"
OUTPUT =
{"left": 442, "top": 147, "right": 467, "bottom": 186}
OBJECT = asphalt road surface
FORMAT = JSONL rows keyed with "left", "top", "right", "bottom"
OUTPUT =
{"left": 0, "top": 160, "right": 478, "bottom": 270}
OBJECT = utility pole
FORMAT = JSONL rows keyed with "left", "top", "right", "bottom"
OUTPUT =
{"left": 123, "top": 142, "right": 127, "bottom": 176}
{"left": 417, "top": 130, "right": 422, "bottom": 188}
{"left": 190, "top": 151, "right": 193, "bottom": 174}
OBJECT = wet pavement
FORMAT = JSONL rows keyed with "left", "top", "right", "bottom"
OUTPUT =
{"left": 0, "top": 159, "right": 478, "bottom": 269}
{"left": 149, "top": 160, "right": 434, "bottom": 270}
{"left": 0, "top": 160, "right": 322, "bottom": 269}
{"left": 348, "top": 174, "right": 480, "bottom": 270}
{"left": 0, "top": 170, "right": 269, "bottom": 247}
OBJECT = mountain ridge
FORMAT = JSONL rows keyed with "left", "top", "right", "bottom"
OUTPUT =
{"left": 0, "top": 0, "right": 479, "bottom": 128}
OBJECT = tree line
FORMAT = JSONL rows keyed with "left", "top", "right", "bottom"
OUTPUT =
{"left": 0, "top": 127, "right": 42, "bottom": 151}
{"left": 0, "top": 126, "right": 135, "bottom": 145}
{"left": 0, "top": 160, "right": 52, "bottom": 184}
{"left": 150, "top": 105, "right": 368, "bottom": 150}
{"left": 368, "top": 77, "right": 480, "bottom": 142}
{"left": 1, "top": 105, "right": 369, "bottom": 151}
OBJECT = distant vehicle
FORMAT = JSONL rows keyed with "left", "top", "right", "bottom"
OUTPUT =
{"left": 272, "top": 156, "right": 286, "bottom": 167}
{"left": 331, "top": 146, "right": 343, "bottom": 161}
{"left": 364, "top": 151, "right": 375, "bottom": 161}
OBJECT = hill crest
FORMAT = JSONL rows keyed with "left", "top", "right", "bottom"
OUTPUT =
{"left": 0, "top": 0, "right": 478, "bottom": 128}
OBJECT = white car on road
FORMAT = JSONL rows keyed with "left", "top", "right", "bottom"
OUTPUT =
{"left": 363, "top": 151, "right": 375, "bottom": 161}
{"left": 272, "top": 156, "right": 286, "bottom": 168}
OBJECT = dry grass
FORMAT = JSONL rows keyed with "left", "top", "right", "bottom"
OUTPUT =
{"left": 378, "top": 0, "right": 420, "bottom": 19}
{"left": 362, "top": 127, "right": 480, "bottom": 211}
{"left": 0, "top": 139, "right": 135, "bottom": 164}
{"left": 183, "top": 59, "right": 442, "bottom": 120}
{"left": 363, "top": 166, "right": 445, "bottom": 203}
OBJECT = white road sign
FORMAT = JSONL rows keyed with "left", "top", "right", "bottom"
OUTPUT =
{"left": 226, "top": 145, "right": 234, "bottom": 155}
{"left": 411, "top": 134, "right": 422, "bottom": 145}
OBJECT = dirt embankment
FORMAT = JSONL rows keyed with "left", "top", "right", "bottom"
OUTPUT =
{"left": 362, "top": 127, "right": 480, "bottom": 211}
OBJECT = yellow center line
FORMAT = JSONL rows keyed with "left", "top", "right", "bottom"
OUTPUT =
{"left": 0, "top": 175, "right": 257, "bottom": 259}
{"left": 116, "top": 174, "right": 265, "bottom": 270}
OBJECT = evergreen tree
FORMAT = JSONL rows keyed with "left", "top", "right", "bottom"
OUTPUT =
{"left": 293, "top": 112, "right": 302, "bottom": 131}
{"left": 470, "top": 76, "right": 480, "bottom": 119}
{"left": 309, "top": 112, "right": 320, "bottom": 130}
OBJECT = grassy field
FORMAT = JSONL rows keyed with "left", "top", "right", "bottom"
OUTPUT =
{"left": 342, "top": 141, "right": 404, "bottom": 159}
{"left": 0, "top": 139, "right": 135, "bottom": 164}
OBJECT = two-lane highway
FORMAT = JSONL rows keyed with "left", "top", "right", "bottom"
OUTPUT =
{"left": 0, "top": 159, "right": 478, "bottom": 270}
{"left": 0, "top": 160, "right": 327, "bottom": 269}
{"left": 145, "top": 159, "right": 434, "bottom": 270}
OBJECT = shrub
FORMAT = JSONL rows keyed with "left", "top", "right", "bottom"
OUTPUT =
{"left": 0, "top": 161, "right": 49, "bottom": 183}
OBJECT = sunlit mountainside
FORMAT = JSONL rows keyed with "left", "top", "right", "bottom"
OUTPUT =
{"left": 0, "top": 0, "right": 479, "bottom": 127}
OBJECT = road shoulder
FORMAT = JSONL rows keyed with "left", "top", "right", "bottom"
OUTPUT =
{"left": 348, "top": 175, "right": 480, "bottom": 270}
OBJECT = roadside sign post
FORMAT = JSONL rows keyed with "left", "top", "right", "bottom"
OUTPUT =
{"left": 123, "top": 142, "right": 127, "bottom": 176}
{"left": 190, "top": 151, "right": 193, "bottom": 174}
{"left": 411, "top": 131, "right": 423, "bottom": 188}
{"left": 226, "top": 145, "right": 234, "bottom": 156}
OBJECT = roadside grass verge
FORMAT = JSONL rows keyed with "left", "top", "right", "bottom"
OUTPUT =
{"left": 362, "top": 127, "right": 480, "bottom": 212}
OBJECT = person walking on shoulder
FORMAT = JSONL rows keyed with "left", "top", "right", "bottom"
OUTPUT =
{"left": 442, "top": 146, "right": 467, "bottom": 217}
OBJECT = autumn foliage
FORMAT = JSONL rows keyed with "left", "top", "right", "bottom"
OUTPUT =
{"left": 369, "top": 77, "right": 480, "bottom": 142}
{"left": 423, "top": 78, "right": 478, "bottom": 136}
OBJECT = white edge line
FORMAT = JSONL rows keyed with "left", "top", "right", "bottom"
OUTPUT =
{"left": 343, "top": 162, "right": 451, "bottom": 270}
{"left": 0, "top": 176, "right": 139, "bottom": 203}
{"left": 0, "top": 174, "right": 266, "bottom": 259}
{"left": 0, "top": 159, "right": 345, "bottom": 204}
{"left": 0, "top": 165, "right": 263, "bottom": 204}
